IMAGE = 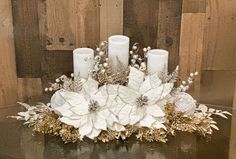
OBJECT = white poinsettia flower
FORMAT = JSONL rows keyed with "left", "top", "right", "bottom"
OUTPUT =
{"left": 50, "top": 78, "right": 125, "bottom": 139}
{"left": 173, "top": 92, "right": 196, "bottom": 115}
{"left": 110, "top": 67, "right": 173, "bottom": 129}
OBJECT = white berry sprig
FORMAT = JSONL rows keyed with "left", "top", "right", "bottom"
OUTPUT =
{"left": 129, "top": 43, "right": 151, "bottom": 72}
{"left": 177, "top": 71, "right": 199, "bottom": 92}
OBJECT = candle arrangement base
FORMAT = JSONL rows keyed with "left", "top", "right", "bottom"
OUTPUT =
{"left": 10, "top": 39, "right": 231, "bottom": 144}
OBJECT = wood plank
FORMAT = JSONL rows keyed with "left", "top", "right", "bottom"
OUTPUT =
{"left": 179, "top": 13, "right": 205, "bottom": 99}
{"left": 75, "top": 0, "right": 100, "bottom": 48}
{"left": 38, "top": 0, "right": 47, "bottom": 49}
{"left": 200, "top": 70, "right": 236, "bottom": 106}
{"left": 123, "top": 0, "right": 159, "bottom": 49}
{"left": 0, "top": 0, "right": 18, "bottom": 106}
{"left": 41, "top": 51, "right": 73, "bottom": 102}
{"left": 11, "top": 0, "right": 42, "bottom": 77}
{"left": 182, "top": 0, "right": 206, "bottom": 13}
{"left": 233, "top": 78, "right": 236, "bottom": 108}
{"left": 202, "top": 0, "right": 236, "bottom": 70}
{"left": 99, "top": 0, "right": 123, "bottom": 41}
{"left": 46, "top": 0, "right": 76, "bottom": 50}
{"left": 157, "top": 0, "right": 183, "bottom": 72}
{"left": 17, "top": 78, "right": 42, "bottom": 103}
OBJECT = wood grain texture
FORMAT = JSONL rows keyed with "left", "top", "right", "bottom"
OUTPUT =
{"left": 179, "top": 13, "right": 205, "bottom": 99}
{"left": 46, "top": 0, "right": 76, "bottom": 50}
{"left": 41, "top": 51, "right": 73, "bottom": 102}
{"left": 38, "top": 0, "right": 46, "bottom": 44}
{"left": 202, "top": 0, "right": 236, "bottom": 70}
{"left": 200, "top": 70, "right": 236, "bottom": 106}
{"left": 17, "top": 78, "right": 42, "bottom": 103}
{"left": 11, "top": 0, "right": 42, "bottom": 77}
{"left": 182, "top": 0, "right": 206, "bottom": 13}
{"left": 100, "top": 0, "right": 123, "bottom": 41}
{"left": 123, "top": 0, "right": 159, "bottom": 49}
{"left": 75, "top": 0, "right": 100, "bottom": 48}
{"left": 0, "top": 0, "right": 18, "bottom": 106}
{"left": 157, "top": 0, "right": 182, "bottom": 72}
{"left": 233, "top": 78, "right": 236, "bottom": 108}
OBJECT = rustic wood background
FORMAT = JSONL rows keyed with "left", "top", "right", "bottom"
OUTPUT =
{"left": 0, "top": 0, "right": 235, "bottom": 107}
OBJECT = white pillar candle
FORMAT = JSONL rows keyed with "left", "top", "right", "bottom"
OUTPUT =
{"left": 108, "top": 35, "right": 129, "bottom": 69}
{"left": 73, "top": 48, "right": 94, "bottom": 79}
{"left": 147, "top": 49, "right": 168, "bottom": 75}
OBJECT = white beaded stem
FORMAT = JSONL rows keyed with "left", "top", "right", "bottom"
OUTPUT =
{"left": 179, "top": 71, "right": 198, "bottom": 91}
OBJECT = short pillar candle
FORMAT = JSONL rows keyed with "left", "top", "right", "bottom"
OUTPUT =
{"left": 73, "top": 48, "right": 94, "bottom": 79}
{"left": 147, "top": 49, "right": 168, "bottom": 75}
{"left": 108, "top": 35, "right": 129, "bottom": 69}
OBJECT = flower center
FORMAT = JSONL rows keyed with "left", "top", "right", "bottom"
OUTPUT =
{"left": 88, "top": 100, "right": 100, "bottom": 112}
{"left": 136, "top": 95, "right": 148, "bottom": 107}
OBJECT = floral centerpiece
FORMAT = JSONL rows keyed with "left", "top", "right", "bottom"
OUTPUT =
{"left": 10, "top": 35, "right": 231, "bottom": 143}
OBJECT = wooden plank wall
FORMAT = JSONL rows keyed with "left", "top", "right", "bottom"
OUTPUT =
{"left": 199, "top": 0, "right": 236, "bottom": 106}
{"left": 179, "top": 0, "right": 206, "bottom": 99}
{"left": 0, "top": 0, "right": 18, "bottom": 106}
{"left": 0, "top": 0, "right": 236, "bottom": 107}
{"left": 123, "top": 0, "right": 182, "bottom": 72}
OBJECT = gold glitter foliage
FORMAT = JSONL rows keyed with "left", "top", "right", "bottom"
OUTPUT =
{"left": 92, "top": 58, "right": 130, "bottom": 85}
{"left": 11, "top": 103, "right": 230, "bottom": 144}
{"left": 32, "top": 111, "right": 81, "bottom": 143}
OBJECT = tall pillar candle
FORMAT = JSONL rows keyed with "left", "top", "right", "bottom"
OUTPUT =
{"left": 73, "top": 48, "right": 94, "bottom": 79}
{"left": 108, "top": 35, "right": 129, "bottom": 69}
{"left": 147, "top": 49, "right": 168, "bottom": 75}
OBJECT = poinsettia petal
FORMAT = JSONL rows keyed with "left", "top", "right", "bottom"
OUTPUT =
{"left": 149, "top": 73, "right": 162, "bottom": 87}
{"left": 139, "top": 115, "right": 156, "bottom": 128}
{"left": 152, "top": 121, "right": 166, "bottom": 130}
{"left": 79, "top": 116, "right": 93, "bottom": 136}
{"left": 86, "top": 128, "right": 101, "bottom": 139}
{"left": 118, "top": 105, "right": 132, "bottom": 125}
{"left": 144, "top": 83, "right": 173, "bottom": 104}
{"left": 78, "top": 115, "right": 88, "bottom": 126}
{"left": 70, "top": 101, "right": 89, "bottom": 115}
{"left": 101, "top": 84, "right": 119, "bottom": 106}
{"left": 91, "top": 93, "right": 108, "bottom": 107}
{"left": 118, "top": 85, "right": 139, "bottom": 105}
{"left": 82, "top": 77, "right": 99, "bottom": 99}
{"left": 57, "top": 90, "right": 86, "bottom": 106}
{"left": 139, "top": 78, "right": 152, "bottom": 94}
{"left": 109, "top": 123, "right": 126, "bottom": 131}
{"left": 128, "top": 67, "right": 144, "bottom": 91}
{"left": 109, "top": 97, "right": 126, "bottom": 115}
{"left": 146, "top": 105, "right": 165, "bottom": 117}
{"left": 53, "top": 103, "right": 73, "bottom": 116}
{"left": 98, "top": 109, "right": 114, "bottom": 123}
{"left": 106, "top": 84, "right": 119, "bottom": 96}
{"left": 93, "top": 115, "right": 107, "bottom": 130}
{"left": 159, "top": 83, "right": 174, "bottom": 98}
{"left": 129, "top": 107, "right": 145, "bottom": 125}
{"left": 50, "top": 90, "right": 67, "bottom": 108}
{"left": 60, "top": 117, "right": 80, "bottom": 128}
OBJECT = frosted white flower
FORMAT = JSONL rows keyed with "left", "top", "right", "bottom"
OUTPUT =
{"left": 110, "top": 67, "right": 173, "bottom": 129}
{"left": 50, "top": 78, "right": 125, "bottom": 139}
{"left": 173, "top": 92, "right": 196, "bottom": 115}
